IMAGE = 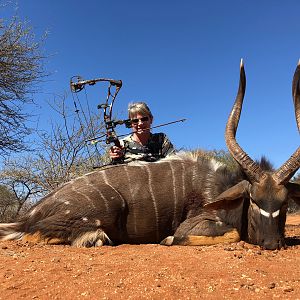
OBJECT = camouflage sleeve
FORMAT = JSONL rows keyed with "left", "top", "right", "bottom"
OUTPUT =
{"left": 161, "top": 133, "right": 175, "bottom": 157}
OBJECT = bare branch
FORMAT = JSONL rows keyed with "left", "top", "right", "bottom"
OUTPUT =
{"left": 0, "top": 14, "right": 46, "bottom": 155}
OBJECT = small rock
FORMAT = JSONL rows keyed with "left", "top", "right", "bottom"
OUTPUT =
{"left": 268, "top": 282, "right": 276, "bottom": 289}
{"left": 283, "top": 286, "right": 294, "bottom": 292}
{"left": 224, "top": 247, "right": 234, "bottom": 251}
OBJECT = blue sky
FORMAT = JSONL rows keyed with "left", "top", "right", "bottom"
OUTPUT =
{"left": 2, "top": 1, "right": 300, "bottom": 169}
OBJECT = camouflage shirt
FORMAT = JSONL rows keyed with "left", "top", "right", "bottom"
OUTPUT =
{"left": 113, "top": 132, "right": 175, "bottom": 164}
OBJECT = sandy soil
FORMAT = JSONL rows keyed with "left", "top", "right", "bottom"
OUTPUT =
{"left": 1, "top": 215, "right": 300, "bottom": 300}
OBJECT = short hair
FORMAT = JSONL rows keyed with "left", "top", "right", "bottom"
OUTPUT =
{"left": 128, "top": 102, "right": 153, "bottom": 119}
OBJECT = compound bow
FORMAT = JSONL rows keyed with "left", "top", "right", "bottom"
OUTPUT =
{"left": 70, "top": 75, "right": 129, "bottom": 149}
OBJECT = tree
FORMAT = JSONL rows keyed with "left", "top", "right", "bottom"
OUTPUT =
{"left": 33, "top": 94, "right": 107, "bottom": 190}
{"left": 0, "top": 156, "right": 46, "bottom": 221}
{"left": 0, "top": 93, "right": 107, "bottom": 219}
{"left": 0, "top": 5, "right": 109, "bottom": 220}
{"left": 0, "top": 14, "right": 45, "bottom": 156}
{"left": 0, "top": 184, "right": 18, "bottom": 222}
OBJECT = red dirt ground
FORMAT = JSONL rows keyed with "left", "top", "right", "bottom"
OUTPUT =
{"left": 1, "top": 215, "right": 300, "bottom": 299}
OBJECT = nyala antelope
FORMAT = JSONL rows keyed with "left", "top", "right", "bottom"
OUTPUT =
{"left": 1, "top": 60, "right": 300, "bottom": 250}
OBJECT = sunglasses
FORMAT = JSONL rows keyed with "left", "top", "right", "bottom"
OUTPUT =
{"left": 131, "top": 116, "right": 149, "bottom": 124}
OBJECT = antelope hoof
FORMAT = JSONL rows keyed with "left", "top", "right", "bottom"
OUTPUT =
{"left": 160, "top": 236, "right": 174, "bottom": 246}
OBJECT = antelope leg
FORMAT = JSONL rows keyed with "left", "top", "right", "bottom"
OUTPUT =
{"left": 160, "top": 213, "right": 240, "bottom": 246}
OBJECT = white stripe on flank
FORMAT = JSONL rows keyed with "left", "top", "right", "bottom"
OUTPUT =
{"left": 91, "top": 183, "right": 110, "bottom": 213}
{"left": 71, "top": 185, "right": 90, "bottom": 199}
{"left": 82, "top": 177, "right": 98, "bottom": 209}
{"left": 145, "top": 164, "right": 160, "bottom": 241}
{"left": 180, "top": 160, "right": 186, "bottom": 201}
{"left": 191, "top": 163, "right": 198, "bottom": 190}
{"left": 168, "top": 161, "right": 177, "bottom": 229}
{"left": 101, "top": 171, "right": 126, "bottom": 209}
{"left": 82, "top": 174, "right": 109, "bottom": 212}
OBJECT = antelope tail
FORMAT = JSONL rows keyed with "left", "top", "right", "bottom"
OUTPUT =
{"left": 0, "top": 223, "right": 24, "bottom": 241}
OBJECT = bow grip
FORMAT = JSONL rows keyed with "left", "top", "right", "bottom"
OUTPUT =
{"left": 106, "top": 134, "right": 121, "bottom": 148}
{"left": 114, "top": 139, "right": 121, "bottom": 148}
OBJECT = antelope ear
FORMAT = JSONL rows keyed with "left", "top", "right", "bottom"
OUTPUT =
{"left": 204, "top": 180, "right": 251, "bottom": 210}
{"left": 287, "top": 182, "right": 300, "bottom": 205}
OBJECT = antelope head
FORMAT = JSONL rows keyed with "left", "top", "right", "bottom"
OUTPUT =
{"left": 206, "top": 60, "right": 300, "bottom": 250}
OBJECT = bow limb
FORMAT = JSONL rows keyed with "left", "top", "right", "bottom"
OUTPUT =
{"left": 103, "top": 83, "right": 122, "bottom": 148}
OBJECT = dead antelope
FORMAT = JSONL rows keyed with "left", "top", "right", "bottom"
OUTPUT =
{"left": 163, "top": 60, "right": 300, "bottom": 250}
{"left": 1, "top": 61, "right": 300, "bottom": 249}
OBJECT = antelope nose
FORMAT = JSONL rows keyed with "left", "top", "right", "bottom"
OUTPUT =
{"left": 262, "top": 238, "right": 283, "bottom": 250}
